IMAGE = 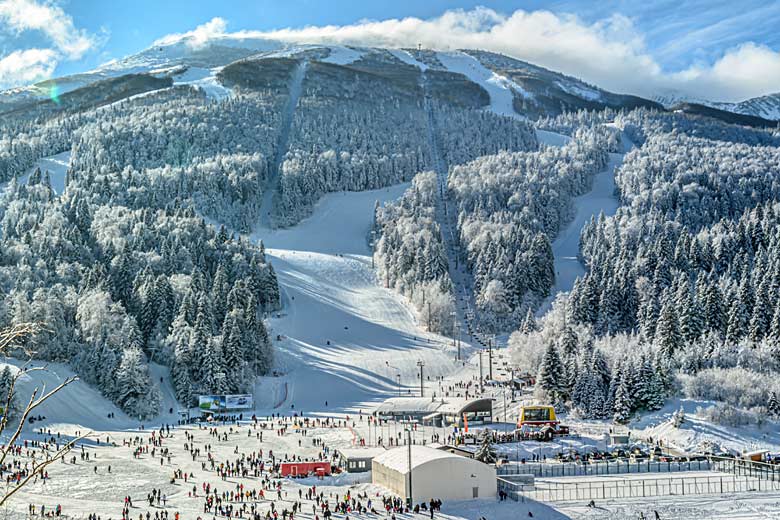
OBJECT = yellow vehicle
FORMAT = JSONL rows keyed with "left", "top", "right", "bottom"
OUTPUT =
{"left": 518, "top": 405, "right": 556, "bottom": 426}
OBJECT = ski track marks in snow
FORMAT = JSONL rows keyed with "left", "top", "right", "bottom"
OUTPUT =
{"left": 252, "top": 184, "right": 460, "bottom": 414}
{"left": 437, "top": 51, "right": 528, "bottom": 119}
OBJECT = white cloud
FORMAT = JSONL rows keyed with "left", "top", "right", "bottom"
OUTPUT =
{"left": 0, "top": 0, "right": 101, "bottom": 89}
{"left": 154, "top": 16, "right": 227, "bottom": 50}
{"left": 0, "top": 47, "right": 56, "bottom": 87}
{"left": 0, "top": 0, "right": 96, "bottom": 59}
{"left": 673, "top": 43, "right": 780, "bottom": 102}
{"left": 159, "top": 8, "right": 779, "bottom": 102}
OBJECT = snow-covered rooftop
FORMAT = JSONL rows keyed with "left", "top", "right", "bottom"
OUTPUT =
{"left": 337, "top": 447, "right": 388, "bottom": 459}
{"left": 374, "top": 397, "right": 490, "bottom": 415}
{"left": 373, "top": 445, "right": 464, "bottom": 473}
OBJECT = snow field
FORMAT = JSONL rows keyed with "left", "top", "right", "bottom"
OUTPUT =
{"left": 4, "top": 151, "right": 72, "bottom": 195}
{"left": 321, "top": 46, "right": 365, "bottom": 65}
{"left": 437, "top": 51, "right": 529, "bottom": 119}
{"left": 173, "top": 67, "right": 232, "bottom": 100}
{"left": 387, "top": 50, "right": 428, "bottom": 71}
{"left": 252, "top": 184, "right": 464, "bottom": 414}
{"left": 6, "top": 417, "right": 564, "bottom": 520}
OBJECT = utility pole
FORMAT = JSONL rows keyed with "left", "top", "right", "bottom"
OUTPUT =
{"left": 478, "top": 350, "right": 483, "bottom": 394}
{"left": 427, "top": 301, "right": 432, "bottom": 331}
{"left": 370, "top": 230, "right": 376, "bottom": 269}
{"left": 406, "top": 428, "right": 413, "bottom": 505}
{"left": 417, "top": 361, "right": 425, "bottom": 397}
{"left": 503, "top": 390, "right": 507, "bottom": 424}
{"left": 488, "top": 336, "right": 493, "bottom": 381}
{"left": 456, "top": 322, "right": 461, "bottom": 361}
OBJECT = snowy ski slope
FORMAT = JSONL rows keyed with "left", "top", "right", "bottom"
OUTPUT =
{"left": 437, "top": 51, "right": 529, "bottom": 119}
{"left": 253, "top": 184, "right": 462, "bottom": 414}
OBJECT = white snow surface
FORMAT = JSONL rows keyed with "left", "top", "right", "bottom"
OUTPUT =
{"left": 536, "top": 129, "right": 572, "bottom": 148}
{"left": 556, "top": 80, "right": 602, "bottom": 102}
{"left": 321, "top": 46, "right": 365, "bottom": 65}
{"left": 538, "top": 150, "right": 623, "bottom": 313}
{"left": 437, "top": 51, "right": 529, "bottom": 119}
{"left": 172, "top": 67, "right": 231, "bottom": 100}
{"left": 4, "top": 150, "right": 72, "bottom": 195}
{"left": 387, "top": 49, "right": 429, "bottom": 71}
{"left": 252, "top": 184, "right": 462, "bottom": 414}
{"left": 374, "top": 445, "right": 462, "bottom": 472}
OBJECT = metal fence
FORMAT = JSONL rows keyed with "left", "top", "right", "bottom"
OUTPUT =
{"left": 497, "top": 459, "right": 711, "bottom": 478}
{"left": 523, "top": 474, "right": 780, "bottom": 502}
{"left": 711, "top": 457, "right": 780, "bottom": 482}
{"left": 497, "top": 476, "right": 534, "bottom": 502}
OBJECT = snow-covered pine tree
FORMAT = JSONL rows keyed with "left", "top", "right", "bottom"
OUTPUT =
{"left": 474, "top": 430, "right": 497, "bottom": 463}
{"left": 537, "top": 343, "right": 566, "bottom": 403}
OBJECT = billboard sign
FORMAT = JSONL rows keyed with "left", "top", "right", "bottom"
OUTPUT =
{"left": 226, "top": 394, "right": 253, "bottom": 409}
{"left": 198, "top": 394, "right": 253, "bottom": 411}
{"left": 199, "top": 395, "right": 225, "bottom": 412}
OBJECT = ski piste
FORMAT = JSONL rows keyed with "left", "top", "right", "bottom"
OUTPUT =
{"left": 259, "top": 59, "right": 308, "bottom": 229}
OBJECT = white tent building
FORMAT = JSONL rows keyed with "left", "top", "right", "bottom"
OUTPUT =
{"left": 372, "top": 445, "right": 496, "bottom": 502}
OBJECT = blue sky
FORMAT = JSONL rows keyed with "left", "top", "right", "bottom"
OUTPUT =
{"left": 1, "top": 0, "right": 779, "bottom": 100}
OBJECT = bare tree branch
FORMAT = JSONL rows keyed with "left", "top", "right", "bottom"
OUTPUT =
{"left": 0, "top": 433, "right": 88, "bottom": 507}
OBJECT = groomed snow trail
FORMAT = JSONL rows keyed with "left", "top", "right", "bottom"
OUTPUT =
{"left": 538, "top": 129, "right": 630, "bottom": 313}
{"left": 258, "top": 60, "right": 307, "bottom": 229}
{"left": 437, "top": 51, "right": 528, "bottom": 120}
{"left": 538, "top": 152, "right": 623, "bottom": 313}
{"left": 252, "top": 184, "right": 461, "bottom": 414}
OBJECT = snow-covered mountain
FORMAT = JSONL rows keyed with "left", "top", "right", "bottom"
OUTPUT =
{"left": 0, "top": 36, "right": 664, "bottom": 121}
{"left": 656, "top": 91, "right": 780, "bottom": 122}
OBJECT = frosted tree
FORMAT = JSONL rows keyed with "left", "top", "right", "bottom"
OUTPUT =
{"left": 537, "top": 343, "right": 566, "bottom": 403}
{"left": 474, "top": 430, "right": 497, "bottom": 463}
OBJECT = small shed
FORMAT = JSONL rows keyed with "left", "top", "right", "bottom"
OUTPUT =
{"left": 607, "top": 432, "right": 631, "bottom": 446}
{"left": 744, "top": 450, "right": 769, "bottom": 462}
{"left": 372, "top": 445, "right": 496, "bottom": 502}
{"left": 337, "top": 447, "right": 386, "bottom": 473}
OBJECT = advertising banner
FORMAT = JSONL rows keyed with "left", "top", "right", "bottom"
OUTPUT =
{"left": 198, "top": 395, "right": 225, "bottom": 411}
{"left": 199, "top": 394, "right": 253, "bottom": 411}
{"left": 225, "top": 394, "right": 253, "bottom": 409}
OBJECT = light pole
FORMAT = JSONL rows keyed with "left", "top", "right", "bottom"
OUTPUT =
{"left": 488, "top": 336, "right": 494, "bottom": 381}
{"left": 387, "top": 361, "right": 402, "bottom": 396}
{"left": 478, "top": 350, "right": 484, "bottom": 394}
{"left": 417, "top": 361, "right": 425, "bottom": 397}
{"left": 406, "top": 428, "right": 414, "bottom": 506}
{"left": 370, "top": 230, "right": 376, "bottom": 269}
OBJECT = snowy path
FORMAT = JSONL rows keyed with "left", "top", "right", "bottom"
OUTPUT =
{"left": 252, "top": 184, "right": 461, "bottom": 414}
{"left": 258, "top": 60, "right": 307, "bottom": 229}
{"left": 2, "top": 150, "right": 72, "bottom": 195}
{"left": 538, "top": 151, "right": 623, "bottom": 313}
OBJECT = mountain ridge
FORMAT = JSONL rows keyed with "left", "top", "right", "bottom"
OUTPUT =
{"left": 3, "top": 37, "right": 778, "bottom": 125}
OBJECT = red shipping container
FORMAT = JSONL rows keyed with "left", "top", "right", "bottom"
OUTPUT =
{"left": 280, "top": 461, "right": 331, "bottom": 477}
